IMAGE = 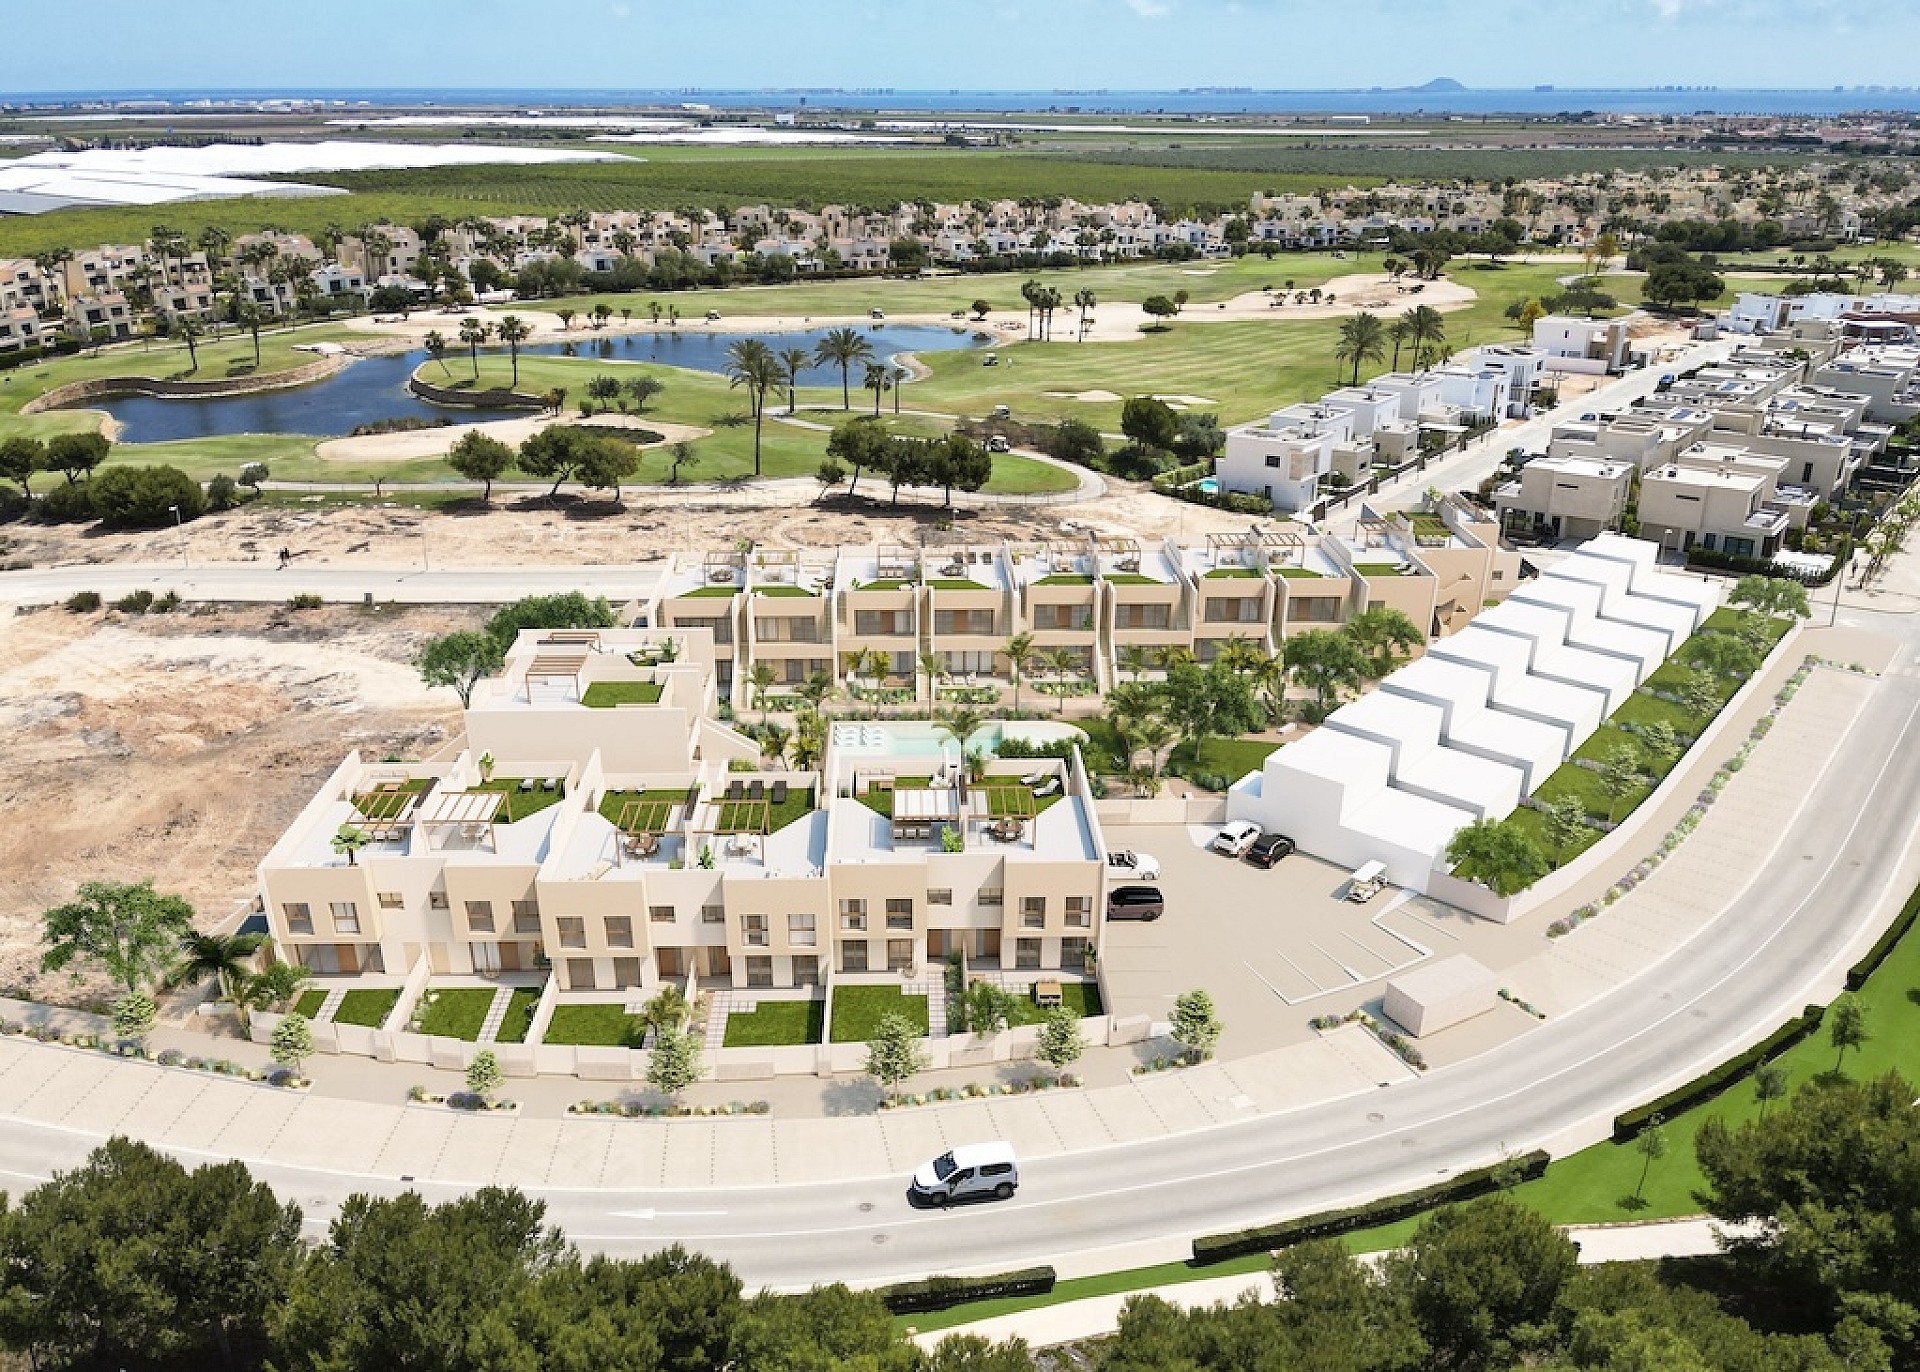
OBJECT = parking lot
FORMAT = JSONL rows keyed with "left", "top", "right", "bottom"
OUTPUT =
{"left": 1100, "top": 823, "right": 1534, "bottom": 1056}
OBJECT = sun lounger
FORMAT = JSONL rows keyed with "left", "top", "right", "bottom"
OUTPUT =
{"left": 749, "top": 779, "right": 765, "bottom": 801}
{"left": 518, "top": 778, "right": 535, "bottom": 793}
{"left": 727, "top": 779, "right": 746, "bottom": 802}
{"left": 770, "top": 780, "right": 788, "bottom": 804}
{"left": 1020, "top": 770, "right": 1046, "bottom": 787}
{"left": 1031, "top": 777, "right": 1060, "bottom": 798}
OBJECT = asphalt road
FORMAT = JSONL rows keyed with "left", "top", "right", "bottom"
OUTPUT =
{"left": 0, "top": 653, "right": 1905, "bottom": 1289}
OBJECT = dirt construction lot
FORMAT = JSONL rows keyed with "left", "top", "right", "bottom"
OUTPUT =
{"left": 0, "top": 601, "right": 466, "bottom": 1005}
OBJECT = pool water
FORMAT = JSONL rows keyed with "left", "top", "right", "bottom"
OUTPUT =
{"left": 70, "top": 323, "right": 987, "bottom": 444}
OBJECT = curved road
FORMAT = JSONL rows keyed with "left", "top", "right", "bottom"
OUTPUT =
{"left": 0, "top": 648, "right": 1907, "bottom": 1288}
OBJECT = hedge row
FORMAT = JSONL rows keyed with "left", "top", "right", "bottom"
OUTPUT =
{"left": 1845, "top": 872, "right": 1920, "bottom": 991}
{"left": 1190, "top": 1151, "right": 1550, "bottom": 1265}
{"left": 876, "top": 1265, "right": 1056, "bottom": 1315}
{"left": 1610, "top": 1003, "right": 1826, "bottom": 1144}
{"left": 1685, "top": 545, "right": 1843, "bottom": 586}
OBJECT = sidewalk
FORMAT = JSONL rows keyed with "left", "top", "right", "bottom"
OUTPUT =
{"left": 909, "top": 1217, "right": 1749, "bottom": 1350}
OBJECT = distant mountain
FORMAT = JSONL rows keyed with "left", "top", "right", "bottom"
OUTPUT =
{"left": 1413, "top": 78, "right": 1468, "bottom": 93}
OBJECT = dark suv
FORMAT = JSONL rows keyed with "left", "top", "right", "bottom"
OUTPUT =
{"left": 1244, "top": 833, "right": 1297, "bottom": 868}
{"left": 1106, "top": 885, "right": 1165, "bottom": 921}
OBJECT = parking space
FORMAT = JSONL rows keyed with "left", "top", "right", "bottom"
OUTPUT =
{"left": 1099, "top": 824, "right": 1449, "bottom": 1055}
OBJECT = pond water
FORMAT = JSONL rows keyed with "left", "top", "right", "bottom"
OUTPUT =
{"left": 74, "top": 323, "right": 988, "bottom": 444}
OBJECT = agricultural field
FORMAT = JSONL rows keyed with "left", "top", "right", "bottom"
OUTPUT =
{"left": 1068, "top": 144, "right": 1824, "bottom": 181}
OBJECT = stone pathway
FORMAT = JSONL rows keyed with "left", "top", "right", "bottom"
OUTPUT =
{"left": 474, "top": 987, "right": 516, "bottom": 1044}
{"left": 314, "top": 987, "right": 348, "bottom": 1024}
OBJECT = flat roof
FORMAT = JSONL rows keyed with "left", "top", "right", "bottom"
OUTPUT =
{"left": 1429, "top": 626, "right": 1535, "bottom": 688}
{"left": 1324, "top": 689, "right": 1444, "bottom": 756}
{"left": 1393, "top": 745, "right": 1523, "bottom": 818}
{"left": 1474, "top": 601, "right": 1573, "bottom": 658}
{"left": 1343, "top": 786, "right": 1475, "bottom": 860}
{"left": 1441, "top": 709, "right": 1568, "bottom": 789}
{"left": 1527, "top": 638, "right": 1638, "bottom": 710}
{"left": 1388, "top": 953, "right": 1497, "bottom": 1002}
{"left": 1381, "top": 655, "right": 1493, "bottom": 717}
{"left": 1264, "top": 726, "right": 1392, "bottom": 794}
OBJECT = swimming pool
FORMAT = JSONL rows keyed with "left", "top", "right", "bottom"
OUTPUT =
{"left": 1193, "top": 477, "right": 1221, "bottom": 495}
{"left": 828, "top": 720, "right": 1086, "bottom": 757}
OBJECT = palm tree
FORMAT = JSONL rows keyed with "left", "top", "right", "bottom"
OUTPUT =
{"left": 237, "top": 961, "right": 311, "bottom": 1015}
{"left": 812, "top": 327, "right": 873, "bottom": 409}
{"left": 725, "top": 338, "right": 780, "bottom": 476}
{"left": 748, "top": 660, "right": 778, "bottom": 725}
{"left": 1073, "top": 287, "right": 1097, "bottom": 341}
{"left": 1039, "top": 647, "right": 1082, "bottom": 715}
{"left": 175, "top": 315, "right": 203, "bottom": 373}
{"left": 423, "top": 329, "right": 451, "bottom": 377}
{"left": 234, "top": 301, "right": 265, "bottom": 369}
{"left": 458, "top": 317, "right": 492, "bottom": 379}
{"left": 167, "top": 930, "right": 269, "bottom": 1003}
{"left": 330, "top": 824, "right": 371, "bottom": 866}
{"left": 1117, "top": 644, "right": 1154, "bottom": 682}
{"left": 1388, "top": 317, "right": 1411, "bottom": 371}
{"left": 1400, "top": 305, "right": 1448, "bottom": 370}
{"left": 1127, "top": 715, "right": 1178, "bottom": 778}
{"left": 1002, "top": 631, "right": 1035, "bottom": 713}
{"left": 759, "top": 722, "right": 792, "bottom": 768}
{"left": 778, "top": 345, "right": 810, "bottom": 414}
{"left": 495, "top": 314, "right": 531, "bottom": 388}
{"left": 933, "top": 704, "right": 987, "bottom": 755}
{"left": 863, "top": 362, "right": 890, "bottom": 415}
{"left": 1334, "top": 311, "right": 1387, "bottom": 386}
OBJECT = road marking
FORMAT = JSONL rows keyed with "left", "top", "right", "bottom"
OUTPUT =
{"left": 611, "top": 1208, "right": 729, "bottom": 1220}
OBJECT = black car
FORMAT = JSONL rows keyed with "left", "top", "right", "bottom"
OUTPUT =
{"left": 1106, "top": 885, "right": 1165, "bottom": 921}
{"left": 1243, "top": 833, "right": 1297, "bottom": 868}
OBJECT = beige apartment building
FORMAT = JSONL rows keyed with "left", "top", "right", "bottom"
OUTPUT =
{"left": 644, "top": 515, "right": 1517, "bottom": 709}
{"left": 257, "top": 628, "right": 1109, "bottom": 997}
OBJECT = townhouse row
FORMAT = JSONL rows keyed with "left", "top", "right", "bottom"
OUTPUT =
{"left": 257, "top": 628, "right": 1109, "bottom": 996}
{"left": 635, "top": 514, "right": 1519, "bottom": 708}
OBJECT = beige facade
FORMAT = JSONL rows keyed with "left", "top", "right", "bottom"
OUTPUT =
{"left": 1495, "top": 454, "right": 1634, "bottom": 542}
{"left": 257, "top": 629, "right": 1109, "bottom": 999}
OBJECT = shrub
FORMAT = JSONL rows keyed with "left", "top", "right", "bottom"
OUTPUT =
{"left": 0, "top": 486, "right": 27, "bottom": 522}
{"left": 1191, "top": 1151, "right": 1551, "bottom": 1264}
{"left": 113, "top": 589, "right": 155, "bottom": 614}
{"left": 205, "top": 473, "right": 240, "bottom": 511}
{"left": 64, "top": 590, "right": 102, "bottom": 613}
{"left": 447, "top": 1091, "right": 487, "bottom": 1111}
{"left": 288, "top": 593, "right": 324, "bottom": 610}
{"left": 152, "top": 590, "right": 180, "bottom": 613}
{"left": 31, "top": 481, "right": 95, "bottom": 524}
{"left": 88, "top": 464, "right": 206, "bottom": 529}
{"left": 1610, "top": 1004, "right": 1827, "bottom": 1142}
{"left": 1844, "top": 873, "right": 1920, "bottom": 991}
{"left": 876, "top": 1266, "right": 1056, "bottom": 1314}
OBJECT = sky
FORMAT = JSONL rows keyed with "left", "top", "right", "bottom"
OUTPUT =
{"left": 0, "top": 0, "right": 1913, "bottom": 95}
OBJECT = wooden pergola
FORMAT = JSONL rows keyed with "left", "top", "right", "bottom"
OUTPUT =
{"left": 525, "top": 647, "right": 590, "bottom": 698}
{"left": 416, "top": 791, "right": 505, "bottom": 851}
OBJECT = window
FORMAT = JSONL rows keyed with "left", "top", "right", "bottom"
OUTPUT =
{"left": 613, "top": 957, "right": 643, "bottom": 989}
{"left": 928, "top": 889, "right": 953, "bottom": 907}
{"left": 465, "top": 900, "right": 495, "bottom": 934}
{"left": 1021, "top": 895, "right": 1047, "bottom": 923}
{"left": 330, "top": 901, "right": 361, "bottom": 935}
{"left": 887, "top": 939, "right": 914, "bottom": 972}
{"left": 978, "top": 887, "right": 1003, "bottom": 907}
{"left": 1015, "top": 938, "right": 1042, "bottom": 970}
{"left": 885, "top": 898, "right": 913, "bottom": 930}
{"left": 428, "top": 890, "right": 448, "bottom": 910}
{"left": 649, "top": 904, "right": 675, "bottom": 924}
{"left": 512, "top": 903, "right": 541, "bottom": 936}
{"left": 745, "top": 956, "right": 774, "bottom": 988}
{"left": 1062, "top": 937, "right": 1090, "bottom": 972}
{"left": 605, "top": 916, "right": 634, "bottom": 949}
{"left": 1265, "top": 454, "right": 1282, "bottom": 468}
{"left": 282, "top": 902, "right": 313, "bottom": 935}
{"left": 557, "top": 918, "right": 586, "bottom": 950}
{"left": 840, "top": 898, "right": 867, "bottom": 917}
{"left": 1065, "top": 896, "right": 1092, "bottom": 928}
{"left": 1294, "top": 597, "right": 1341, "bottom": 623}
{"left": 741, "top": 914, "right": 769, "bottom": 948}
{"left": 377, "top": 891, "right": 404, "bottom": 909}
{"left": 788, "top": 913, "right": 816, "bottom": 947}
{"left": 702, "top": 903, "right": 726, "bottom": 924}
{"left": 841, "top": 940, "right": 869, "bottom": 973}
{"left": 793, "top": 955, "right": 820, "bottom": 986}
{"left": 566, "top": 957, "right": 596, "bottom": 990}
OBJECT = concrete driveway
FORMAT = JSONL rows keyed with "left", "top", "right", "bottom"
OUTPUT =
{"left": 1099, "top": 823, "right": 1555, "bottom": 1054}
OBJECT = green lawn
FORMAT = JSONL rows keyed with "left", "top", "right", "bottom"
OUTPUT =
{"left": 1274, "top": 567, "right": 1328, "bottom": 579}
{"left": 291, "top": 989, "right": 326, "bottom": 1020}
{"left": 722, "top": 997, "right": 825, "bottom": 1048}
{"left": 599, "top": 787, "right": 694, "bottom": 832}
{"left": 494, "top": 988, "right": 542, "bottom": 1045}
{"left": 473, "top": 778, "right": 565, "bottom": 822}
{"left": 412, "top": 988, "right": 498, "bottom": 1041}
{"left": 680, "top": 586, "right": 741, "bottom": 598}
{"left": 830, "top": 985, "right": 930, "bottom": 1042}
{"left": 542, "top": 1003, "right": 646, "bottom": 1049}
{"left": 928, "top": 579, "right": 990, "bottom": 591}
{"left": 331, "top": 989, "right": 400, "bottom": 1029}
{"left": 1004, "top": 980, "right": 1104, "bottom": 1028}
{"left": 753, "top": 585, "right": 819, "bottom": 598}
{"left": 1102, "top": 573, "right": 1161, "bottom": 585}
{"left": 1170, "top": 734, "right": 1282, "bottom": 782}
{"left": 1035, "top": 574, "right": 1093, "bottom": 585}
{"left": 1204, "top": 567, "right": 1263, "bottom": 579}
{"left": 581, "top": 681, "right": 663, "bottom": 707}
{"left": 715, "top": 786, "right": 815, "bottom": 834}
{"left": 1352, "top": 562, "right": 1407, "bottom": 577}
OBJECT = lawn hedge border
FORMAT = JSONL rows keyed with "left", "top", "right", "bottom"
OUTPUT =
{"left": 1189, "top": 1150, "right": 1550, "bottom": 1265}
{"left": 877, "top": 1265, "right": 1056, "bottom": 1314}
{"left": 1845, "top": 875, "right": 1920, "bottom": 991}
{"left": 1610, "top": 1003, "right": 1826, "bottom": 1144}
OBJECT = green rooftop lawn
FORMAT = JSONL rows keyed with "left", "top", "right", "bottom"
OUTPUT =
{"left": 351, "top": 777, "right": 431, "bottom": 821}
{"left": 857, "top": 579, "right": 914, "bottom": 591}
{"left": 599, "top": 787, "right": 694, "bottom": 832}
{"left": 1102, "top": 573, "right": 1161, "bottom": 585}
{"left": 830, "top": 985, "right": 930, "bottom": 1042}
{"left": 1352, "top": 561, "right": 1409, "bottom": 576}
{"left": 1274, "top": 566, "right": 1328, "bottom": 579}
{"left": 928, "top": 579, "right": 989, "bottom": 591}
{"left": 580, "top": 680, "right": 664, "bottom": 708}
{"left": 680, "top": 585, "right": 741, "bottom": 598}
{"left": 722, "top": 997, "right": 825, "bottom": 1048}
{"left": 332, "top": 989, "right": 400, "bottom": 1029}
{"left": 752, "top": 584, "right": 818, "bottom": 597}
{"left": 473, "top": 778, "right": 565, "bottom": 822}
{"left": 714, "top": 785, "right": 815, "bottom": 833}
{"left": 1204, "top": 567, "right": 1263, "bottom": 578}
{"left": 1034, "top": 574, "right": 1093, "bottom": 585}
{"left": 412, "top": 987, "right": 498, "bottom": 1041}
{"left": 542, "top": 1003, "right": 645, "bottom": 1048}
{"left": 493, "top": 987, "right": 542, "bottom": 1045}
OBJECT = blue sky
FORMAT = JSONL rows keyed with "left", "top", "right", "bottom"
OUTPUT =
{"left": 1, "top": 0, "right": 1910, "bottom": 93}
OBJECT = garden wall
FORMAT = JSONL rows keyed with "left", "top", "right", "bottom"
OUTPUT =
{"left": 408, "top": 371, "right": 545, "bottom": 410}
{"left": 21, "top": 354, "right": 345, "bottom": 412}
{"left": 1094, "top": 795, "right": 1228, "bottom": 827}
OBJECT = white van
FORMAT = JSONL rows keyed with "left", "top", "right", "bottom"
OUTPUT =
{"left": 910, "top": 1141, "right": 1019, "bottom": 1205}
{"left": 1346, "top": 859, "right": 1388, "bottom": 902}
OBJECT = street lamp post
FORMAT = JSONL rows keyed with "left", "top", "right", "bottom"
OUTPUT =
{"left": 169, "top": 504, "right": 187, "bottom": 569}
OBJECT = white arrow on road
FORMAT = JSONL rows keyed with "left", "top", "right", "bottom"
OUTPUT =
{"left": 610, "top": 1208, "right": 729, "bottom": 1221}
